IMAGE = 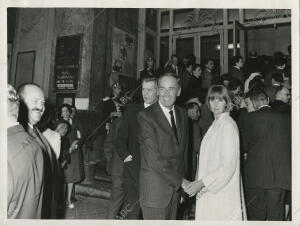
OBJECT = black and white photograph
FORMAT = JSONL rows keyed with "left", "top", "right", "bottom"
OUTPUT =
{"left": 2, "top": 1, "right": 300, "bottom": 224}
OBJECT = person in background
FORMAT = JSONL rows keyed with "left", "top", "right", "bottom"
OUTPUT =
{"left": 230, "top": 55, "right": 245, "bottom": 83}
{"left": 201, "top": 59, "right": 215, "bottom": 90}
{"left": 177, "top": 60, "right": 193, "bottom": 105}
{"left": 185, "top": 102, "right": 201, "bottom": 180}
{"left": 7, "top": 84, "right": 44, "bottom": 219}
{"left": 59, "top": 104, "right": 85, "bottom": 209}
{"left": 116, "top": 77, "right": 158, "bottom": 219}
{"left": 242, "top": 89, "right": 291, "bottom": 221}
{"left": 38, "top": 102, "right": 61, "bottom": 160}
{"left": 243, "top": 50, "right": 261, "bottom": 79}
{"left": 265, "top": 52, "right": 286, "bottom": 87}
{"left": 187, "top": 64, "right": 203, "bottom": 102}
{"left": 270, "top": 85, "right": 291, "bottom": 114}
{"left": 265, "top": 72, "right": 283, "bottom": 102}
{"left": 140, "top": 56, "right": 157, "bottom": 82}
{"left": 164, "top": 54, "right": 180, "bottom": 77}
{"left": 54, "top": 119, "right": 72, "bottom": 217}
{"left": 70, "top": 106, "right": 77, "bottom": 120}
{"left": 104, "top": 118, "right": 124, "bottom": 219}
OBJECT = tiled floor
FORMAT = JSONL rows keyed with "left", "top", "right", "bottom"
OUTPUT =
{"left": 64, "top": 195, "right": 109, "bottom": 219}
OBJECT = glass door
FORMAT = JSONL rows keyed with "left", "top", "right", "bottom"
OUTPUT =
{"left": 172, "top": 33, "right": 196, "bottom": 65}
{"left": 198, "top": 31, "right": 222, "bottom": 76}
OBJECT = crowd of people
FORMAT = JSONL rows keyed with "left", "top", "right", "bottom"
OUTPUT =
{"left": 7, "top": 48, "right": 291, "bottom": 221}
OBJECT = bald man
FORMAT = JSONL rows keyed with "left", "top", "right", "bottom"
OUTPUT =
{"left": 7, "top": 84, "right": 44, "bottom": 218}
{"left": 18, "top": 83, "right": 59, "bottom": 219}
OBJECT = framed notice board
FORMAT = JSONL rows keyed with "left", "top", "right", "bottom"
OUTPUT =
{"left": 54, "top": 34, "right": 82, "bottom": 92}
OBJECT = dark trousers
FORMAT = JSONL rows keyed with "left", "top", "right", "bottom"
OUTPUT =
{"left": 123, "top": 180, "right": 141, "bottom": 219}
{"left": 106, "top": 175, "right": 124, "bottom": 219}
{"left": 245, "top": 188, "right": 286, "bottom": 221}
{"left": 141, "top": 191, "right": 180, "bottom": 220}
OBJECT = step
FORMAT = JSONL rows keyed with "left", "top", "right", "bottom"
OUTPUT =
{"left": 75, "top": 178, "right": 112, "bottom": 200}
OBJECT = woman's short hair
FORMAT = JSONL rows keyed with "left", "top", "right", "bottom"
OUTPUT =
{"left": 206, "top": 85, "right": 233, "bottom": 112}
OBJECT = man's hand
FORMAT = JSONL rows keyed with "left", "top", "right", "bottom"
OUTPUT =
{"left": 185, "top": 179, "right": 205, "bottom": 197}
{"left": 124, "top": 155, "right": 132, "bottom": 163}
{"left": 181, "top": 178, "right": 191, "bottom": 190}
{"left": 69, "top": 140, "right": 79, "bottom": 153}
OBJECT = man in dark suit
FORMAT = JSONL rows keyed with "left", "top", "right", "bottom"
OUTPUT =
{"left": 116, "top": 77, "right": 158, "bottom": 219}
{"left": 137, "top": 73, "right": 190, "bottom": 220}
{"left": 242, "top": 89, "right": 291, "bottom": 221}
{"left": 270, "top": 85, "right": 291, "bottom": 114}
{"left": 201, "top": 59, "right": 215, "bottom": 90}
{"left": 7, "top": 84, "right": 44, "bottom": 219}
{"left": 104, "top": 117, "right": 125, "bottom": 219}
{"left": 18, "top": 83, "right": 59, "bottom": 219}
{"left": 230, "top": 55, "right": 244, "bottom": 83}
{"left": 164, "top": 54, "right": 180, "bottom": 77}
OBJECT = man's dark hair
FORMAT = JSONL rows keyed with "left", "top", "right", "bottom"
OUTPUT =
{"left": 248, "top": 88, "right": 269, "bottom": 102}
{"left": 204, "top": 58, "right": 214, "bottom": 65}
{"left": 231, "top": 55, "right": 243, "bottom": 66}
{"left": 192, "top": 63, "right": 202, "bottom": 71}
{"left": 249, "top": 77, "right": 264, "bottom": 91}
{"left": 185, "top": 102, "right": 200, "bottom": 111}
{"left": 141, "top": 77, "right": 158, "bottom": 85}
{"left": 228, "top": 78, "right": 242, "bottom": 91}
{"left": 171, "top": 54, "right": 178, "bottom": 59}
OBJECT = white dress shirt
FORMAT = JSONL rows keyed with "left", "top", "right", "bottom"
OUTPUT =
{"left": 158, "top": 101, "right": 177, "bottom": 126}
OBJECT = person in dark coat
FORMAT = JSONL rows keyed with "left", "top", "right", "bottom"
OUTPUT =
{"left": 264, "top": 52, "right": 286, "bottom": 87}
{"left": 137, "top": 74, "right": 190, "bottom": 219}
{"left": 7, "top": 84, "right": 44, "bottom": 219}
{"left": 164, "top": 54, "right": 180, "bottom": 77}
{"left": 201, "top": 59, "right": 215, "bottom": 90}
{"left": 139, "top": 56, "right": 157, "bottom": 82}
{"left": 264, "top": 72, "right": 283, "bottom": 102}
{"left": 116, "top": 77, "right": 158, "bottom": 219}
{"left": 270, "top": 86, "right": 291, "bottom": 114}
{"left": 241, "top": 89, "right": 291, "bottom": 221}
{"left": 230, "top": 55, "right": 245, "bottom": 83}
{"left": 186, "top": 64, "right": 203, "bottom": 101}
{"left": 243, "top": 50, "right": 261, "bottom": 79}
{"left": 104, "top": 117, "right": 124, "bottom": 219}
{"left": 59, "top": 104, "right": 85, "bottom": 209}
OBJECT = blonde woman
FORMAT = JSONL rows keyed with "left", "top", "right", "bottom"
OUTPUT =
{"left": 184, "top": 85, "right": 246, "bottom": 220}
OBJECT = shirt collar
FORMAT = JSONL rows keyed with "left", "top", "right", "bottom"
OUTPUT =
{"left": 28, "top": 123, "right": 34, "bottom": 129}
{"left": 234, "top": 66, "right": 241, "bottom": 70}
{"left": 144, "top": 103, "right": 151, "bottom": 108}
{"left": 258, "top": 105, "right": 271, "bottom": 110}
{"left": 159, "top": 101, "right": 175, "bottom": 113}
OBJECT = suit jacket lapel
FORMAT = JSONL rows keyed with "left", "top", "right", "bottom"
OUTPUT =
{"left": 28, "top": 126, "right": 53, "bottom": 162}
